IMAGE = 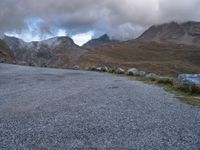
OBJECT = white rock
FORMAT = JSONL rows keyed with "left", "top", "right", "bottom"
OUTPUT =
{"left": 72, "top": 65, "right": 80, "bottom": 70}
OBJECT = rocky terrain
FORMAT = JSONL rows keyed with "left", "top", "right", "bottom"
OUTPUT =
{"left": 2, "top": 35, "right": 87, "bottom": 68}
{"left": 138, "top": 21, "right": 200, "bottom": 46}
{"left": 1, "top": 21, "right": 200, "bottom": 76}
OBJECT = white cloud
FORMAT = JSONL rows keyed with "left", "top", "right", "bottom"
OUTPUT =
{"left": 72, "top": 31, "right": 94, "bottom": 46}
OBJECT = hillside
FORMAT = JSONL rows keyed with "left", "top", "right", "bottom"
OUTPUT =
{"left": 0, "top": 39, "right": 14, "bottom": 63}
{"left": 76, "top": 41, "right": 200, "bottom": 77}
{"left": 75, "top": 21, "right": 200, "bottom": 76}
{"left": 3, "top": 36, "right": 87, "bottom": 68}
{"left": 138, "top": 21, "right": 200, "bottom": 46}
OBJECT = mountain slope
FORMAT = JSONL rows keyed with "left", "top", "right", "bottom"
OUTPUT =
{"left": 3, "top": 36, "right": 87, "bottom": 67}
{"left": 0, "top": 39, "right": 14, "bottom": 63}
{"left": 77, "top": 41, "right": 200, "bottom": 76}
{"left": 82, "top": 34, "right": 117, "bottom": 49}
{"left": 76, "top": 21, "right": 200, "bottom": 76}
{"left": 138, "top": 21, "right": 200, "bottom": 46}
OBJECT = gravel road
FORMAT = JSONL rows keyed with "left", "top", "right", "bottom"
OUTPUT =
{"left": 0, "top": 63, "right": 200, "bottom": 150}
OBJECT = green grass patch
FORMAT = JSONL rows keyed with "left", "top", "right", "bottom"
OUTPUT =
{"left": 116, "top": 74, "right": 200, "bottom": 107}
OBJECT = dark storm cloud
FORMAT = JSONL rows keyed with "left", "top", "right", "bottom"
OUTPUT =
{"left": 0, "top": 0, "right": 200, "bottom": 40}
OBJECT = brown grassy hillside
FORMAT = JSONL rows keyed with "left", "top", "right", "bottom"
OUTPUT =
{"left": 76, "top": 41, "right": 200, "bottom": 77}
{"left": 0, "top": 40, "right": 13, "bottom": 63}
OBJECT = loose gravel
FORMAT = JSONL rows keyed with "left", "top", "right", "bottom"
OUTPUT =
{"left": 0, "top": 64, "right": 200, "bottom": 150}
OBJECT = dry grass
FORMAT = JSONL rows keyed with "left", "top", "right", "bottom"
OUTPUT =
{"left": 77, "top": 41, "right": 200, "bottom": 77}
{"left": 0, "top": 40, "right": 14, "bottom": 63}
{"left": 126, "top": 75, "right": 200, "bottom": 106}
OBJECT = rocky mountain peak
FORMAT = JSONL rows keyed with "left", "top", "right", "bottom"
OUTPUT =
{"left": 82, "top": 34, "right": 117, "bottom": 48}
{"left": 138, "top": 21, "right": 200, "bottom": 46}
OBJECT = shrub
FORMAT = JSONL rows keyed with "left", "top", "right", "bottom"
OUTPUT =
{"left": 178, "top": 84, "right": 200, "bottom": 94}
{"left": 156, "top": 77, "right": 174, "bottom": 86}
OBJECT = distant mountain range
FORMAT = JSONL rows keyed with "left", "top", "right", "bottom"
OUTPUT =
{"left": 1, "top": 21, "right": 200, "bottom": 76}
{"left": 2, "top": 35, "right": 87, "bottom": 67}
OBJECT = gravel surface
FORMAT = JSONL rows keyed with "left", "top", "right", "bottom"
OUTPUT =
{"left": 0, "top": 63, "right": 200, "bottom": 150}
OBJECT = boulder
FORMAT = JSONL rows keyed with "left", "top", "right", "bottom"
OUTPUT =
{"left": 127, "top": 68, "right": 146, "bottom": 77}
{"left": 72, "top": 65, "right": 80, "bottom": 70}
{"left": 116, "top": 68, "right": 125, "bottom": 74}
{"left": 101, "top": 66, "right": 109, "bottom": 72}
{"left": 178, "top": 74, "right": 200, "bottom": 93}
{"left": 178, "top": 74, "right": 200, "bottom": 87}
{"left": 138, "top": 71, "right": 146, "bottom": 77}
{"left": 145, "top": 73, "right": 158, "bottom": 80}
{"left": 127, "top": 68, "right": 139, "bottom": 76}
{"left": 96, "top": 67, "right": 102, "bottom": 72}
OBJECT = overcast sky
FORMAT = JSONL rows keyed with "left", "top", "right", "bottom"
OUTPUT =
{"left": 1, "top": 0, "right": 200, "bottom": 45}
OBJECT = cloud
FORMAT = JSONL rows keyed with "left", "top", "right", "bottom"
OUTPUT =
{"left": 72, "top": 31, "right": 94, "bottom": 46}
{"left": 0, "top": 0, "right": 200, "bottom": 41}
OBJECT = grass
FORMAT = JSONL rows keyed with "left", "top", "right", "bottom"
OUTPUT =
{"left": 77, "top": 41, "right": 200, "bottom": 77}
{"left": 115, "top": 74, "right": 200, "bottom": 107}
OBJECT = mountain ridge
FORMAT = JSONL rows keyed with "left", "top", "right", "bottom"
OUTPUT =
{"left": 137, "top": 21, "right": 200, "bottom": 46}
{"left": 2, "top": 35, "right": 87, "bottom": 67}
{"left": 82, "top": 34, "right": 118, "bottom": 49}
{"left": 1, "top": 21, "right": 200, "bottom": 76}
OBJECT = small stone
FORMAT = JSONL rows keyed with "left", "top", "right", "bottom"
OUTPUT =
{"left": 72, "top": 65, "right": 80, "bottom": 70}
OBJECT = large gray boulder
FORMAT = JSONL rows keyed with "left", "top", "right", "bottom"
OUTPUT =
{"left": 178, "top": 74, "right": 200, "bottom": 87}
{"left": 138, "top": 71, "right": 146, "bottom": 77}
{"left": 127, "top": 68, "right": 146, "bottom": 77}
{"left": 145, "top": 73, "right": 158, "bottom": 80}
{"left": 127, "top": 68, "right": 139, "bottom": 76}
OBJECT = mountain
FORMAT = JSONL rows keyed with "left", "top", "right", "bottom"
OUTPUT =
{"left": 138, "top": 21, "right": 200, "bottom": 46}
{"left": 1, "top": 21, "right": 200, "bottom": 77}
{"left": 76, "top": 21, "right": 200, "bottom": 76}
{"left": 3, "top": 36, "right": 87, "bottom": 67}
{"left": 0, "top": 39, "right": 15, "bottom": 63}
{"left": 82, "top": 34, "right": 117, "bottom": 49}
